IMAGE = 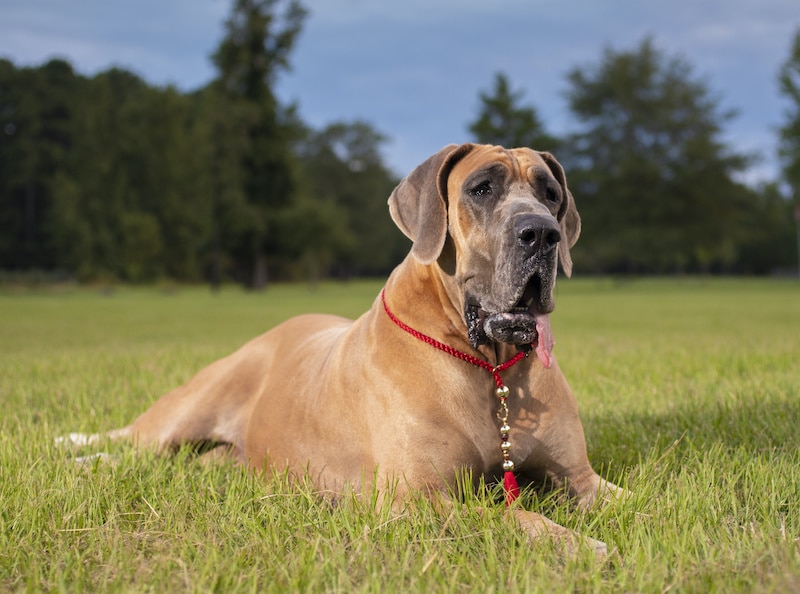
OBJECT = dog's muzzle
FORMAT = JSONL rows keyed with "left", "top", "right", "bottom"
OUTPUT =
{"left": 465, "top": 214, "right": 561, "bottom": 368}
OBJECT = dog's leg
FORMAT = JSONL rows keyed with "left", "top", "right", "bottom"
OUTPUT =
{"left": 440, "top": 493, "right": 609, "bottom": 557}
{"left": 573, "top": 476, "right": 627, "bottom": 510}
{"left": 508, "top": 508, "right": 608, "bottom": 557}
{"left": 57, "top": 337, "right": 276, "bottom": 459}
{"left": 513, "top": 400, "right": 628, "bottom": 554}
{"left": 55, "top": 426, "right": 132, "bottom": 448}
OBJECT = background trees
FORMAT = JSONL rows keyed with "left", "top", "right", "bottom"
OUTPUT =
{"left": 779, "top": 29, "right": 800, "bottom": 203}
{"left": 0, "top": 58, "right": 77, "bottom": 274}
{"left": 469, "top": 38, "right": 798, "bottom": 274}
{"left": 468, "top": 73, "right": 558, "bottom": 151}
{"left": 211, "top": 0, "right": 307, "bottom": 288}
{"left": 291, "top": 121, "right": 406, "bottom": 281}
{"left": 0, "top": 0, "right": 401, "bottom": 286}
{"left": 778, "top": 28, "right": 800, "bottom": 277}
{"left": 563, "top": 38, "right": 756, "bottom": 273}
{"left": 1, "top": 14, "right": 798, "bottom": 282}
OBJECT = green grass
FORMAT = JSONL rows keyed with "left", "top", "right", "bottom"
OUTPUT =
{"left": 1, "top": 278, "right": 799, "bottom": 592}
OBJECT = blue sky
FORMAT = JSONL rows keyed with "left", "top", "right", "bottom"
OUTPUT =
{"left": 2, "top": 0, "right": 798, "bottom": 183}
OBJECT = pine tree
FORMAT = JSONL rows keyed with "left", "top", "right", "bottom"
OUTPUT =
{"left": 468, "top": 72, "right": 558, "bottom": 151}
{"left": 211, "top": 0, "right": 307, "bottom": 288}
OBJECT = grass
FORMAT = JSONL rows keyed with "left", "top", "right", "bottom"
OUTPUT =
{"left": 1, "top": 278, "right": 799, "bottom": 592}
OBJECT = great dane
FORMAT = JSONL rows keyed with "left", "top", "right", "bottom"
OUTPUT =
{"left": 62, "top": 143, "right": 623, "bottom": 555}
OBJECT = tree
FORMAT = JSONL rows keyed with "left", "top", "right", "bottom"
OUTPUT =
{"left": 0, "top": 59, "right": 77, "bottom": 272}
{"left": 0, "top": 58, "right": 30, "bottom": 269}
{"left": 0, "top": 50, "right": 410, "bottom": 285}
{"left": 211, "top": 0, "right": 307, "bottom": 288}
{"left": 778, "top": 27, "right": 800, "bottom": 276}
{"left": 293, "top": 120, "right": 403, "bottom": 280}
{"left": 564, "top": 38, "right": 754, "bottom": 273}
{"left": 779, "top": 28, "right": 800, "bottom": 201}
{"left": 468, "top": 72, "right": 558, "bottom": 151}
{"left": 188, "top": 85, "right": 251, "bottom": 289}
{"left": 734, "top": 181, "right": 797, "bottom": 273}
{"left": 48, "top": 68, "right": 213, "bottom": 282}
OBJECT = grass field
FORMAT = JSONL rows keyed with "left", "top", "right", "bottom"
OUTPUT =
{"left": 1, "top": 278, "right": 799, "bottom": 592}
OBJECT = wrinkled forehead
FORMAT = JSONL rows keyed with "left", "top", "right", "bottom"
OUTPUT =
{"left": 447, "top": 145, "right": 551, "bottom": 193}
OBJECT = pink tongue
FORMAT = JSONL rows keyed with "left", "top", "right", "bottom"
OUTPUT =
{"left": 534, "top": 314, "right": 555, "bottom": 369}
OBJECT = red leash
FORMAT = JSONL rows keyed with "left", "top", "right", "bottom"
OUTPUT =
{"left": 381, "top": 289, "right": 527, "bottom": 505}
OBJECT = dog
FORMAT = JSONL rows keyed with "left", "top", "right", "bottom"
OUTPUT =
{"left": 61, "top": 143, "right": 623, "bottom": 555}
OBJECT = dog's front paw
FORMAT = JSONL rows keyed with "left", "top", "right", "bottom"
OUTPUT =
{"left": 576, "top": 478, "right": 629, "bottom": 511}
{"left": 508, "top": 509, "right": 609, "bottom": 558}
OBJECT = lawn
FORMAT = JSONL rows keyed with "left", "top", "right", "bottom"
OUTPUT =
{"left": 1, "top": 278, "right": 799, "bottom": 592}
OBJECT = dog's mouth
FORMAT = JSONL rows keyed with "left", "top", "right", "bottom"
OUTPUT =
{"left": 465, "top": 274, "right": 555, "bottom": 369}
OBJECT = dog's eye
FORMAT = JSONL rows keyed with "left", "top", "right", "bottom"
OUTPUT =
{"left": 470, "top": 180, "right": 493, "bottom": 198}
{"left": 545, "top": 183, "right": 561, "bottom": 204}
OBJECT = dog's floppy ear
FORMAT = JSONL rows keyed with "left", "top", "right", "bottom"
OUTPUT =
{"left": 540, "top": 151, "right": 581, "bottom": 277}
{"left": 388, "top": 143, "right": 474, "bottom": 264}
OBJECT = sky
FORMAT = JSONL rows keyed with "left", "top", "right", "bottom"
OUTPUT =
{"left": 2, "top": 0, "right": 799, "bottom": 184}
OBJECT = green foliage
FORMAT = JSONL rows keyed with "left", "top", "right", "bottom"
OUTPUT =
{"left": 0, "top": 1, "right": 407, "bottom": 287}
{"left": 468, "top": 72, "right": 558, "bottom": 151}
{"left": 0, "top": 58, "right": 76, "bottom": 271}
{"left": 4, "top": 25, "right": 800, "bottom": 283}
{"left": 469, "top": 39, "right": 798, "bottom": 275}
{"left": 49, "top": 69, "right": 213, "bottom": 282}
{"left": 212, "top": 0, "right": 308, "bottom": 288}
{"left": 564, "top": 38, "right": 761, "bottom": 273}
{"left": 779, "top": 27, "right": 800, "bottom": 200}
{"left": 293, "top": 120, "right": 406, "bottom": 279}
{"left": 1, "top": 279, "right": 799, "bottom": 591}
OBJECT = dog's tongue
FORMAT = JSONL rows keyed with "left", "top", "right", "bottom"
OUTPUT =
{"left": 534, "top": 313, "right": 554, "bottom": 369}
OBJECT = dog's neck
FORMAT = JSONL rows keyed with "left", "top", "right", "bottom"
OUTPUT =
{"left": 382, "top": 257, "right": 525, "bottom": 367}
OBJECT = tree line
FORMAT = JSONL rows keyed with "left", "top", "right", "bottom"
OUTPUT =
{"left": 0, "top": 0, "right": 406, "bottom": 287}
{"left": 1, "top": 1, "right": 799, "bottom": 284}
{"left": 469, "top": 38, "right": 800, "bottom": 275}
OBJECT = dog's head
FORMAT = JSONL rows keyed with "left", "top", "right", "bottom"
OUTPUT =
{"left": 388, "top": 143, "right": 580, "bottom": 365}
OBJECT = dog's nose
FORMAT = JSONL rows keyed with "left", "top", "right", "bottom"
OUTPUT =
{"left": 515, "top": 215, "right": 561, "bottom": 257}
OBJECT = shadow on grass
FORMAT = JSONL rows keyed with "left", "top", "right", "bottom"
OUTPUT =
{"left": 584, "top": 390, "right": 800, "bottom": 483}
